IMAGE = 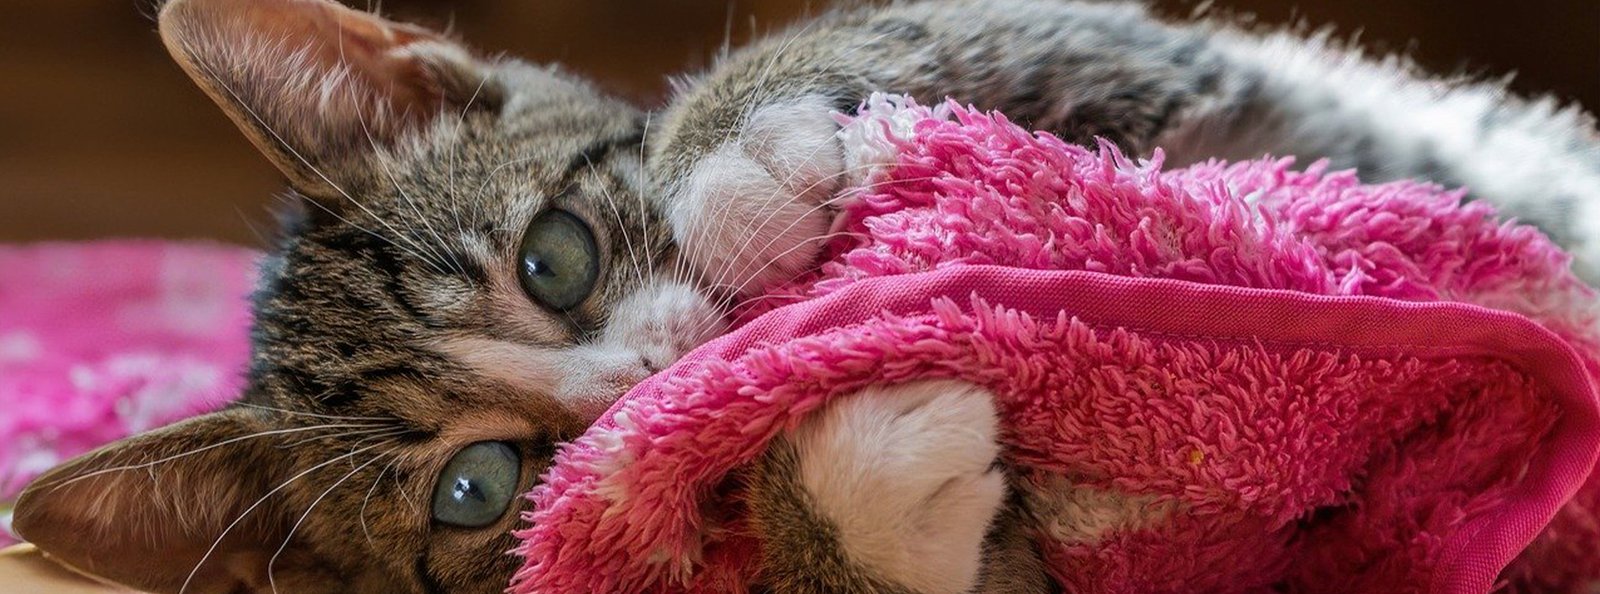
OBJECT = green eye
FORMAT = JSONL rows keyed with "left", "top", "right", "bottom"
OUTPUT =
{"left": 431, "top": 441, "right": 520, "bottom": 528}
{"left": 518, "top": 209, "right": 599, "bottom": 310}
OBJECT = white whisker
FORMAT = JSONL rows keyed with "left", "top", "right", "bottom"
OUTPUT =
{"left": 449, "top": 73, "right": 494, "bottom": 241}
{"left": 352, "top": 99, "right": 464, "bottom": 276}
{"left": 230, "top": 402, "right": 400, "bottom": 422}
{"left": 183, "top": 45, "right": 449, "bottom": 272}
{"left": 179, "top": 441, "right": 392, "bottom": 594}
{"left": 586, "top": 156, "right": 646, "bottom": 286}
{"left": 359, "top": 456, "right": 402, "bottom": 547}
{"left": 40, "top": 422, "right": 396, "bottom": 493}
{"left": 267, "top": 451, "right": 392, "bottom": 594}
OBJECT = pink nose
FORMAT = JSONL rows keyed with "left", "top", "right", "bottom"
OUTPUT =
{"left": 612, "top": 363, "right": 653, "bottom": 386}
{"left": 567, "top": 363, "right": 653, "bottom": 421}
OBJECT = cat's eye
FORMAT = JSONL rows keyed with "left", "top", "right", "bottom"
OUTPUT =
{"left": 431, "top": 441, "right": 521, "bottom": 528}
{"left": 518, "top": 209, "right": 600, "bottom": 310}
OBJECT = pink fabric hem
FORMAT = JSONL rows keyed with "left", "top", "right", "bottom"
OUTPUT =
{"left": 518, "top": 266, "right": 1599, "bottom": 594}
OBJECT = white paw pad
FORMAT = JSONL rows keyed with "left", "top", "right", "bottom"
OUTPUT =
{"left": 668, "top": 94, "right": 845, "bottom": 298}
{"left": 789, "top": 380, "right": 1006, "bottom": 594}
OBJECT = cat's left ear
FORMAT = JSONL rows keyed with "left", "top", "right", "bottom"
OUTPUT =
{"left": 10, "top": 408, "right": 331, "bottom": 594}
{"left": 158, "top": 0, "right": 504, "bottom": 201}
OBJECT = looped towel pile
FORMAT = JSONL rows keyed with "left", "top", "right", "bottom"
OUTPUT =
{"left": 512, "top": 96, "right": 1600, "bottom": 593}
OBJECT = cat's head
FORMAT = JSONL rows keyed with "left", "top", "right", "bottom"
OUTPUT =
{"left": 12, "top": 1, "right": 726, "bottom": 592}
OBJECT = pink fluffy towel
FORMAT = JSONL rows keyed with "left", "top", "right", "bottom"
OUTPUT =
{"left": 514, "top": 97, "right": 1600, "bottom": 593}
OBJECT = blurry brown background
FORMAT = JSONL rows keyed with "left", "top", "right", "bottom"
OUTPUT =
{"left": 2, "top": 0, "right": 1596, "bottom": 246}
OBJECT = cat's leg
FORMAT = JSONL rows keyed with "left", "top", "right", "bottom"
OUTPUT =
{"left": 743, "top": 379, "right": 1051, "bottom": 594}
{"left": 654, "top": 92, "right": 847, "bottom": 298}
{"left": 1154, "top": 29, "right": 1600, "bottom": 284}
{"left": 654, "top": 0, "right": 1600, "bottom": 289}
{"left": 650, "top": 1, "right": 1227, "bottom": 298}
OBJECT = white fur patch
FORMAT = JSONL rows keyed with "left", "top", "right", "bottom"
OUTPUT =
{"left": 789, "top": 380, "right": 1006, "bottom": 594}
{"left": 669, "top": 94, "right": 845, "bottom": 298}
{"left": 438, "top": 280, "right": 723, "bottom": 419}
{"left": 602, "top": 274, "right": 730, "bottom": 372}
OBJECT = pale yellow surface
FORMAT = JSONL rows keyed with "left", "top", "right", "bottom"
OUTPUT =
{"left": 0, "top": 544, "right": 141, "bottom": 594}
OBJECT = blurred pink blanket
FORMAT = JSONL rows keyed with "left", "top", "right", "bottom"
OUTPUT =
{"left": 513, "top": 97, "right": 1600, "bottom": 593}
{"left": 0, "top": 241, "right": 256, "bottom": 542}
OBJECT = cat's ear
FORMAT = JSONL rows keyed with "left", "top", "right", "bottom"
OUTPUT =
{"left": 11, "top": 408, "right": 320, "bottom": 594}
{"left": 157, "top": 0, "right": 503, "bottom": 200}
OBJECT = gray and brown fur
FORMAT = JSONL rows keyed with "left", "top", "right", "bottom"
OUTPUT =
{"left": 13, "top": 1, "right": 1600, "bottom": 593}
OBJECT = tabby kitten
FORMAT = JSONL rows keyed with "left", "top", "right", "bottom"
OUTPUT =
{"left": 14, "top": 0, "right": 1598, "bottom": 593}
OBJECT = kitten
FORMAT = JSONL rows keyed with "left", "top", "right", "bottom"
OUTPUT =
{"left": 13, "top": 1, "right": 1598, "bottom": 593}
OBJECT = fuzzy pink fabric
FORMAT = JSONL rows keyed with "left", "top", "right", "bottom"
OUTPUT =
{"left": 512, "top": 97, "right": 1600, "bottom": 593}
{"left": 0, "top": 241, "right": 256, "bottom": 544}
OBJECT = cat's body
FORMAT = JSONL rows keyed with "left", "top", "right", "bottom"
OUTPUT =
{"left": 13, "top": 0, "right": 1599, "bottom": 593}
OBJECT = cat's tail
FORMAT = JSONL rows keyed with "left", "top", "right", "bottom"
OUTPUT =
{"left": 1159, "top": 26, "right": 1600, "bottom": 285}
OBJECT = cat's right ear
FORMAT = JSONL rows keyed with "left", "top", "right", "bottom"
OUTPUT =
{"left": 157, "top": 0, "right": 505, "bottom": 201}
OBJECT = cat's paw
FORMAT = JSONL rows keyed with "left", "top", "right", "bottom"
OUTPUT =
{"left": 662, "top": 94, "right": 845, "bottom": 298}
{"left": 788, "top": 380, "right": 1006, "bottom": 594}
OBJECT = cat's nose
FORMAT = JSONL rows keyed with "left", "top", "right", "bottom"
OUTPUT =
{"left": 598, "top": 355, "right": 657, "bottom": 396}
{"left": 562, "top": 363, "right": 651, "bottom": 420}
{"left": 550, "top": 347, "right": 661, "bottom": 420}
{"left": 612, "top": 361, "right": 653, "bottom": 385}
{"left": 638, "top": 354, "right": 666, "bottom": 375}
